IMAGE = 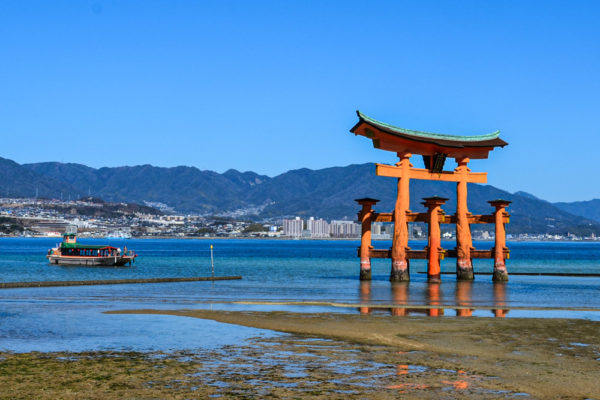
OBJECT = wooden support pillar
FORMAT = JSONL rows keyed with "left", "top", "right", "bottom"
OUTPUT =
{"left": 391, "top": 152, "right": 412, "bottom": 282}
{"left": 455, "top": 157, "right": 474, "bottom": 280}
{"left": 489, "top": 200, "right": 511, "bottom": 281}
{"left": 423, "top": 196, "right": 448, "bottom": 283}
{"left": 355, "top": 198, "right": 379, "bottom": 280}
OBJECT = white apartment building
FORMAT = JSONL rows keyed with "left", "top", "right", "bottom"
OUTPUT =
{"left": 306, "top": 217, "right": 330, "bottom": 238}
{"left": 329, "top": 220, "right": 360, "bottom": 238}
{"left": 283, "top": 217, "right": 303, "bottom": 237}
{"left": 372, "top": 222, "right": 382, "bottom": 235}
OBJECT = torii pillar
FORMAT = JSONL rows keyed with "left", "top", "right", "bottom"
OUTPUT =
{"left": 356, "top": 198, "right": 379, "bottom": 281}
{"left": 455, "top": 157, "right": 474, "bottom": 280}
{"left": 423, "top": 196, "right": 448, "bottom": 283}
{"left": 390, "top": 153, "right": 411, "bottom": 282}
{"left": 489, "top": 199, "right": 511, "bottom": 281}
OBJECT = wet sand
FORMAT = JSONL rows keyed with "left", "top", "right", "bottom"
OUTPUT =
{"left": 108, "top": 309, "right": 600, "bottom": 398}
{"left": 2, "top": 310, "right": 599, "bottom": 399}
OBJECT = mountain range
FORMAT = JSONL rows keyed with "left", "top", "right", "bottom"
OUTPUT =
{"left": 1, "top": 156, "right": 599, "bottom": 235}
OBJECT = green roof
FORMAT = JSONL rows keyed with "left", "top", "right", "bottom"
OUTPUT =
{"left": 61, "top": 242, "right": 116, "bottom": 250}
{"left": 354, "top": 111, "right": 505, "bottom": 146}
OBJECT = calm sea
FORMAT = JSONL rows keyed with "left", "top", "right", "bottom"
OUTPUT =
{"left": 1, "top": 238, "right": 599, "bottom": 352}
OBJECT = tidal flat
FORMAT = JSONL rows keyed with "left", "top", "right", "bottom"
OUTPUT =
{"left": 3, "top": 311, "right": 599, "bottom": 399}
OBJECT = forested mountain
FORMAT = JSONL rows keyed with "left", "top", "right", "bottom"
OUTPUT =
{"left": 553, "top": 199, "right": 600, "bottom": 224}
{"left": 0, "top": 157, "right": 592, "bottom": 235}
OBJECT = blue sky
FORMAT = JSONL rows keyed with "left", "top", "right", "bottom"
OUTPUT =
{"left": 1, "top": 1, "right": 599, "bottom": 202}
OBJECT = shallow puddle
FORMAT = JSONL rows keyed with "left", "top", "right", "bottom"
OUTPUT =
{"left": 179, "top": 334, "right": 533, "bottom": 398}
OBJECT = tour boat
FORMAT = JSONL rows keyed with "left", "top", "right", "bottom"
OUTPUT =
{"left": 47, "top": 227, "right": 137, "bottom": 266}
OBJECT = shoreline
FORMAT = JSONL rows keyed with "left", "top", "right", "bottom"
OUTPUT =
{"left": 3, "top": 235, "right": 600, "bottom": 243}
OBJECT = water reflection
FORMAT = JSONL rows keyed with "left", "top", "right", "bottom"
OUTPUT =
{"left": 359, "top": 281, "right": 371, "bottom": 314}
{"left": 358, "top": 281, "right": 510, "bottom": 318}
{"left": 455, "top": 281, "right": 473, "bottom": 317}
{"left": 391, "top": 283, "right": 408, "bottom": 317}
{"left": 492, "top": 282, "right": 509, "bottom": 318}
{"left": 426, "top": 283, "right": 443, "bottom": 317}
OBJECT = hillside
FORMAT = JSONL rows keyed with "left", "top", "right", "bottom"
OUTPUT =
{"left": 0, "top": 157, "right": 77, "bottom": 199}
{"left": 553, "top": 199, "right": 600, "bottom": 223}
{"left": 5, "top": 157, "right": 597, "bottom": 235}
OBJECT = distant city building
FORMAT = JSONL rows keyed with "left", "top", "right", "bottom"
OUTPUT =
{"left": 372, "top": 222, "right": 392, "bottom": 240}
{"left": 442, "top": 231, "right": 454, "bottom": 239}
{"left": 410, "top": 224, "right": 424, "bottom": 239}
{"left": 480, "top": 230, "right": 491, "bottom": 240}
{"left": 283, "top": 217, "right": 303, "bottom": 237}
{"left": 329, "top": 220, "right": 360, "bottom": 238}
{"left": 306, "top": 217, "right": 330, "bottom": 238}
{"left": 372, "top": 222, "right": 382, "bottom": 235}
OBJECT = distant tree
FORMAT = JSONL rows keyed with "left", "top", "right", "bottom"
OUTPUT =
{"left": 243, "top": 223, "right": 266, "bottom": 233}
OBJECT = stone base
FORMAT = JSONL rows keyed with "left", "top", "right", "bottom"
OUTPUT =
{"left": 390, "top": 259, "right": 410, "bottom": 282}
{"left": 390, "top": 269, "right": 410, "bottom": 282}
{"left": 456, "top": 266, "right": 474, "bottom": 280}
{"left": 493, "top": 270, "right": 509, "bottom": 282}
{"left": 359, "top": 268, "right": 372, "bottom": 281}
{"left": 456, "top": 258, "right": 474, "bottom": 280}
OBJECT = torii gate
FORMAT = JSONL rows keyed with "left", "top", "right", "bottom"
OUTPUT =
{"left": 351, "top": 111, "right": 510, "bottom": 282}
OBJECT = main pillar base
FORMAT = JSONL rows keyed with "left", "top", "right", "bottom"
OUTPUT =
{"left": 427, "top": 273, "right": 441, "bottom": 283}
{"left": 390, "top": 259, "right": 410, "bottom": 282}
{"left": 456, "top": 260, "right": 474, "bottom": 281}
{"left": 360, "top": 268, "right": 372, "bottom": 281}
{"left": 493, "top": 269, "right": 509, "bottom": 282}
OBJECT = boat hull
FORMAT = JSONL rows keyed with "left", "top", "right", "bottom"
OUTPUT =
{"left": 47, "top": 255, "right": 135, "bottom": 267}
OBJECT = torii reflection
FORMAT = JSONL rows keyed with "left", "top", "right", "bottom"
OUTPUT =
{"left": 455, "top": 281, "right": 474, "bottom": 317}
{"left": 359, "top": 280, "right": 371, "bottom": 314}
{"left": 492, "top": 282, "right": 509, "bottom": 318}
{"left": 426, "top": 283, "right": 443, "bottom": 317}
{"left": 391, "top": 282, "right": 408, "bottom": 316}
{"left": 358, "top": 280, "right": 510, "bottom": 318}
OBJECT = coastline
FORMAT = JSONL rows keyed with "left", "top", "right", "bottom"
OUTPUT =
{"left": 3, "top": 235, "right": 600, "bottom": 243}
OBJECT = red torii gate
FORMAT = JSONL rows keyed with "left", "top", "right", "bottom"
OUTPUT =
{"left": 351, "top": 111, "right": 510, "bottom": 282}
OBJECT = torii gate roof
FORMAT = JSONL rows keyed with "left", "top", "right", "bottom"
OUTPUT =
{"left": 350, "top": 111, "right": 507, "bottom": 159}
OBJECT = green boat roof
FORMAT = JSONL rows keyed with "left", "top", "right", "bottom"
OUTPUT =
{"left": 61, "top": 242, "right": 117, "bottom": 250}
{"left": 352, "top": 111, "right": 507, "bottom": 148}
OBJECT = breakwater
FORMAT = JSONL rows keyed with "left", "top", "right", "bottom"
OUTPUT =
{"left": 0, "top": 276, "right": 242, "bottom": 289}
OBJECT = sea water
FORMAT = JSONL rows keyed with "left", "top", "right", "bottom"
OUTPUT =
{"left": 0, "top": 238, "right": 599, "bottom": 352}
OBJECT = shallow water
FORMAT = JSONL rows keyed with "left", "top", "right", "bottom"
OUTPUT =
{"left": 1, "top": 238, "right": 600, "bottom": 351}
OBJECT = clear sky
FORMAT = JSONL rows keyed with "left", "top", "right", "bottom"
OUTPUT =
{"left": 1, "top": 1, "right": 599, "bottom": 202}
